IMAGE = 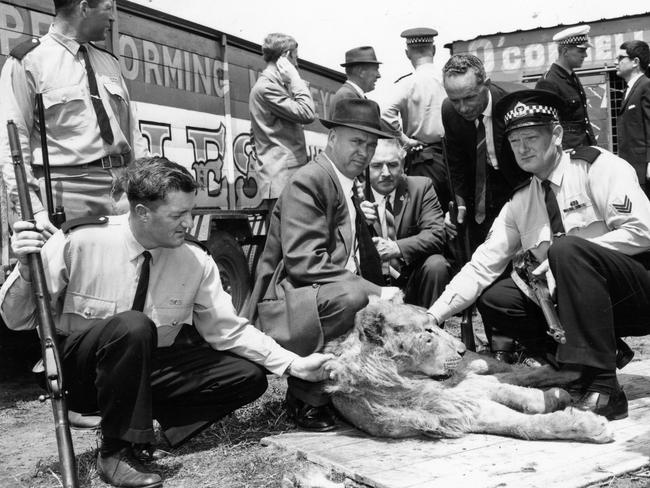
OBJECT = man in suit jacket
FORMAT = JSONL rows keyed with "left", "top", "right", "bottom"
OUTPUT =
{"left": 249, "top": 33, "right": 316, "bottom": 205}
{"left": 245, "top": 99, "right": 398, "bottom": 431}
{"left": 441, "top": 54, "right": 526, "bottom": 251}
{"left": 329, "top": 46, "right": 381, "bottom": 114}
{"left": 360, "top": 138, "right": 450, "bottom": 307}
{"left": 615, "top": 40, "right": 650, "bottom": 196}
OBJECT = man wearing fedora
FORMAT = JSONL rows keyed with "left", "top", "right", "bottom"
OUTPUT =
{"left": 536, "top": 25, "right": 597, "bottom": 149}
{"left": 330, "top": 46, "right": 382, "bottom": 114}
{"left": 245, "top": 98, "right": 400, "bottom": 431}
{"left": 428, "top": 89, "right": 650, "bottom": 420}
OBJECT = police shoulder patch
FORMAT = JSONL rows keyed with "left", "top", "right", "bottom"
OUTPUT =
{"left": 184, "top": 234, "right": 210, "bottom": 253}
{"left": 9, "top": 38, "right": 40, "bottom": 60}
{"left": 509, "top": 177, "right": 532, "bottom": 200}
{"left": 394, "top": 72, "right": 412, "bottom": 84}
{"left": 62, "top": 215, "right": 109, "bottom": 233}
{"left": 569, "top": 146, "right": 601, "bottom": 164}
{"left": 88, "top": 42, "right": 118, "bottom": 61}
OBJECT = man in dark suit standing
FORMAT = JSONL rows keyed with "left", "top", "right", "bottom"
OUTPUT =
{"left": 245, "top": 99, "right": 399, "bottom": 431}
{"left": 535, "top": 25, "right": 596, "bottom": 149}
{"left": 360, "top": 138, "right": 451, "bottom": 307}
{"left": 441, "top": 54, "right": 525, "bottom": 251}
{"left": 615, "top": 40, "right": 650, "bottom": 197}
{"left": 329, "top": 46, "right": 381, "bottom": 114}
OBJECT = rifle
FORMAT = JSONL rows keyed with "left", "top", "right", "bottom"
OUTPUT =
{"left": 441, "top": 138, "right": 476, "bottom": 351}
{"left": 35, "top": 93, "right": 66, "bottom": 228}
{"left": 511, "top": 250, "right": 566, "bottom": 345}
{"left": 7, "top": 120, "right": 79, "bottom": 488}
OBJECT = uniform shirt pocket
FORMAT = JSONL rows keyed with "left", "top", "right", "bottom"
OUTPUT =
{"left": 561, "top": 194, "right": 599, "bottom": 233}
{"left": 42, "top": 84, "right": 88, "bottom": 138}
{"left": 149, "top": 305, "right": 193, "bottom": 347}
{"left": 62, "top": 292, "right": 116, "bottom": 320}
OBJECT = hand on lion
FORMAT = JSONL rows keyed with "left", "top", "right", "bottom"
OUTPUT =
{"left": 288, "top": 353, "right": 336, "bottom": 382}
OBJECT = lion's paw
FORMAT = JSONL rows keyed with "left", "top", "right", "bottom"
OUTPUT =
{"left": 565, "top": 408, "right": 614, "bottom": 444}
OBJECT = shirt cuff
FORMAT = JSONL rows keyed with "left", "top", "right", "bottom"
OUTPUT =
{"left": 428, "top": 301, "right": 452, "bottom": 324}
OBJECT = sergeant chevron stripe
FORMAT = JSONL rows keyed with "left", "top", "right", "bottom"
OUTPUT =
{"left": 612, "top": 195, "right": 632, "bottom": 213}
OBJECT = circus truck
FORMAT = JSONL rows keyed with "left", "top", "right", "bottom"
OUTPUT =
{"left": 0, "top": 0, "right": 344, "bottom": 310}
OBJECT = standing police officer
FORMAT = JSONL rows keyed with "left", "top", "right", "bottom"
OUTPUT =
{"left": 536, "top": 25, "right": 597, "bottom": 149}
{"left": 381, "top": 28, "right": 449, "bottom": 211}
{"left": 0, "top": 0, "right": 149, "bottom": 236}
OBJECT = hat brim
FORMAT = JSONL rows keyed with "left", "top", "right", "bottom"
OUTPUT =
{"left": 340, "top": 61, "right": 382, "bottom": 67}
{"left": 320, "top": 118, "right": 394, "bottom": 139}
{"left": 505, "top": 120, "right": 557, "bottom": 134}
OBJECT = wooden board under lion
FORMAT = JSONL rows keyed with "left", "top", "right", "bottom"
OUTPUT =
{"left": 262, "top": 358, "right": 650, "bottom": 488}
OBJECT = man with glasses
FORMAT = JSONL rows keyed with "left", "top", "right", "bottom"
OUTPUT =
{"left": 615, "top": 40, "right": 650, "bottom": 197}
{"left": 536, "top": 25, "right": 597, "bottom": 149}
{"left": 359, "top": 138, "right": 451, "bottom": 307}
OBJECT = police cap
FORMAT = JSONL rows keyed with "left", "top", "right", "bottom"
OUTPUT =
{"left": 494, "top": 89, "right": 564, "bottom": 134}
{"left": 400, "top": 27, "right": 438, "bottom": 46}
{"left": 552, "top": 25, "right": 592, "bottom": 48}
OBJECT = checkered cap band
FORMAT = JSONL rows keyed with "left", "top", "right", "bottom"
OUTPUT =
{"left": 504, "top": 103, "right": 559, "bottom": 123}
{"left": 406, "top": 36, "right": 434, "bottom": 45}
{"left": 558, "top": 35, "right": 589, "bottom": 45}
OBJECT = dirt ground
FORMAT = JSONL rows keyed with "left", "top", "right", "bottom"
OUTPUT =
{"left": 2, "top": 321, "right": 650, "bottom": 488}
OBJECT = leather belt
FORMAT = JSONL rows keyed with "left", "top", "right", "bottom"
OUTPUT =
{"left": 90, "top": 152, "right": 131, "bottom": 169}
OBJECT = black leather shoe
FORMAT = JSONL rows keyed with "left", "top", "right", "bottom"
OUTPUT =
{"left": 97, "top": 447, "right": 163, "bottom": 487}
{"left": 493, "top": 351, "right": 514, "bottom": 364}
{"left": 285, "top": 392, "right": 337, "bottom": 432}
{"left": 574, "top": 387, "right": 628, "bottom": 421}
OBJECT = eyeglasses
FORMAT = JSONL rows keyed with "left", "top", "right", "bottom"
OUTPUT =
{"left": 616, "top": 55, "right": 630, "bottom": 62}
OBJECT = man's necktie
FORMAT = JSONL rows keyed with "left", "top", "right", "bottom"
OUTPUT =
{"left": 132, "top": 251, "right": 152, "bottom": 312}
{"left": 78, "top": 45, "right": 114, "bottom": 145}
{"left": 351, "top": 195, "right": 384, "bottom": 286}
{"left": 541, "top": 180, "right": 565, "bottom": 238}
{"left": 384, "top": 195, "right": 396, "bottom": 241}
{"left": 475, "top": 115, "right": 487, "bottom": 224}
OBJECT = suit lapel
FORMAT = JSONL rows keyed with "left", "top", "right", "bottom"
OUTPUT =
{"left": 314, "top": 154, "right": 353, "bottom": 259}
{"left": 620, "top": 75, "right": 644, "bottom": 114}
{"left": 490, "top": 84, "right": 506, "bottom": 157}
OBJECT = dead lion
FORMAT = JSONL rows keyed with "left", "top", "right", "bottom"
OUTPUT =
{"left": 324, "top": 300, "right": 613, "bottom": 443}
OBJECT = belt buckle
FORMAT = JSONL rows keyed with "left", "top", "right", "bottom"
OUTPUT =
{"left": 100, "top": 156, "right": 112, "bottom": 169}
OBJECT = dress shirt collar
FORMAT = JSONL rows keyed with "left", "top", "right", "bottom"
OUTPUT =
{"left": 48, "top": 24, "right": 82, "bottom": 56}
{"left": 370, "top": 187, "right": 397, "bottom": 205}
{"left": 345, "top": 80, "right": 366, "bottom": 98}
{"left": 626, "top": 72, "right": 644, "bottom": 96}
{"left": 476, "top": 90, "right": 493, "bottom": 126}
{"left": 116, "top": 213, "right": 160, "bottom": 264}
{"left": 323, "top": 153, "right": 356, "bottom": 198}
{"left": 533, "top": 151, "right": 568, "bottom": 189}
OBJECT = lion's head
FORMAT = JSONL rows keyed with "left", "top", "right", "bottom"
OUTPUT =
{"left": 329, "top": 299, "right": 466, "bottom": 379}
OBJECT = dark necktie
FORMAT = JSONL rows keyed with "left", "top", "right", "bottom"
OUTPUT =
{"left": 351, "top": 195, "right": 384, "bottom": 286}
{"left": 78, "top": 44, "right": 114, "bottom": 145}
{"left": 132, "top": 251, "right": 152, "bottom": 312}
{"left": 541, "top": 180, "right": 565, "bottom": 238}
{"left": 475, "top": 115, "right": 487, "bottom": 224}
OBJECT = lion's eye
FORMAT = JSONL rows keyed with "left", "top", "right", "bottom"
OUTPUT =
{"left": 425, "top": 328, "right": 434, "bottom": 333}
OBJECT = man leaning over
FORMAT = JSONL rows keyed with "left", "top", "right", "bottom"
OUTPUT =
{"left": 245, "top": 98, "right": 400, "bottom": 432}
{"left": 0, "top": 157, "right": 332, "bottom": 488}
{"left": 428, "top": 89, "right": 650, "bottom": 421}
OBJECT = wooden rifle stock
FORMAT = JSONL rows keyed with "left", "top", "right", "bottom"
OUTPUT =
{"left": 442, "top": 138, "right": 476, "bottom": 351}
{"left": 7, "top": 120, "right": 79, "bottom": 488}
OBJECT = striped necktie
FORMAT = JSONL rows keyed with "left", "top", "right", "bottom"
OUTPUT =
{"left": 78, "top": 44, "right": 114, "bottom": 145}
{"left": 475, "top": 115, "right": 487, "bottom": 224}
{"left": 541, "top": 180, "right": 565, "bottom": 238}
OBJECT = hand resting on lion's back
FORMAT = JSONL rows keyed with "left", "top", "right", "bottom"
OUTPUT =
{"left": 324, "top": 299, "right": 613, "bottom": 444}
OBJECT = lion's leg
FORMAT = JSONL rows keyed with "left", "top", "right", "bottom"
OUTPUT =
{"left": 492, "top": 365, "right": 581, "bottom": 388}
{"left": 471, "top": 400, "right": 613, "bottom": 443}
{"left": 456, "top": 379, "right": 570, "bottom": 413}
{"left": 457, "top": 351, "right": 516, "bottom": 375}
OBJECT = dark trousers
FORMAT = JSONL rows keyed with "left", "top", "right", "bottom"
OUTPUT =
{"left": 407, "top": 144, "right": 449, "bottom": 214}
{"left": 478, "top": 237, "right": 650, "bottom": 369}
{"left": 403, "top": 254, "right": 452, "bottom": 308}
{"left": 61, "top": 311, "right": 267, "bottom": 447}
{"left": 287, "top": 281, "right": 369, "bottom": 406}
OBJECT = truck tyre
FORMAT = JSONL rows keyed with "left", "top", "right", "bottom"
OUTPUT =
{"left": 207, "top": 231, "right": 251, "bottom": 312}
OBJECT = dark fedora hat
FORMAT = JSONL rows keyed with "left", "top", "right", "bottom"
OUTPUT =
{"left": 320, "top": 98, "right": 394, "bottom": 138}
{"left": 340, "top": 46, "right": 382, "bottom": 67}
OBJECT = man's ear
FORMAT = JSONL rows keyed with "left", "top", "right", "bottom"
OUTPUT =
{"left": 552, "top": 124, "right": 564, "bottom": 147}
{"left": 133, "top": 203, "right": 150, "bottom": 222}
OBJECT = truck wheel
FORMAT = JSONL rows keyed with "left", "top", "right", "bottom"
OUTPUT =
{"left": 207, "top": 231, "right": 251, "bottom": 312}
